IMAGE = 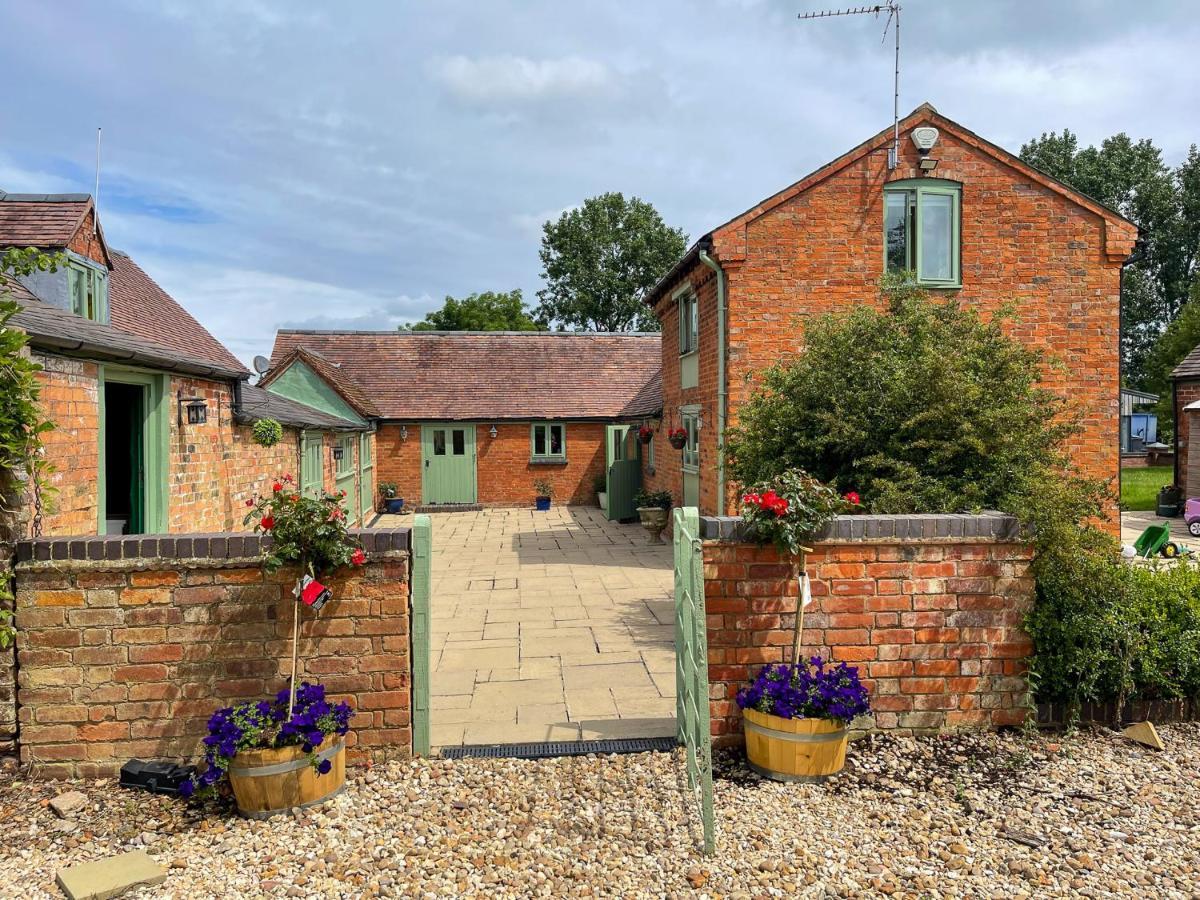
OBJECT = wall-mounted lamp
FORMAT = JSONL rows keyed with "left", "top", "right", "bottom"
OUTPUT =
{"left": 919, "top": 157, "right": 939, "bottom": 173}
{"left": 332, "top": 444, "right": 345, "bottom": 462}
{"left": 489, "top": 425, "right": 498, "bottom": 438}
{"left": 400, "top": 425, "right": 408, "bottom": 440}
{"left": 177, "top": 392, "right": 208, "bottom": 425}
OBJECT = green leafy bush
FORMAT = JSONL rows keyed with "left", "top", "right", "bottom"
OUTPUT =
{"left": 252, "top": 417, "right": 283, "bottom": 447}
{"left": 724, "top": 276, "right": 1079, "bottom": 514}
{"left": 633, "top": 489, "right": 672, "bottom": 510}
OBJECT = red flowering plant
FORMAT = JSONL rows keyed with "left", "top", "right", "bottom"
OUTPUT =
{"left": 667, "top": 427, "right": 688, "bottom": 449}
{"left": 638, "top": 425, "right": 654, "bottom": 444}
{"left": 739, "top": 469, "right": 848, "bottom": 556}
{"left": 244, "top": 474, "right": 364, "bottom": 577}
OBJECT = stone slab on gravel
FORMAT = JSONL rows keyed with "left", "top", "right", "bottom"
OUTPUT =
{"left": 49, "top": 792, "right": 88, "bottom": 820}
{"left": 55, "top": 850, "right": 165, "bottom": 900}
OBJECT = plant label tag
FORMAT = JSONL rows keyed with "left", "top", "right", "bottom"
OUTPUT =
{"left": 297, "top": 575, "right": 332, "bottom": 611}
{"left": 799, "top": 573, "right": 813, "bottom": 608}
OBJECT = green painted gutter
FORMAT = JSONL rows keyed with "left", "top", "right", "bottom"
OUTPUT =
{"left": 698, "top": 246, "right": 727, "bottom": 513}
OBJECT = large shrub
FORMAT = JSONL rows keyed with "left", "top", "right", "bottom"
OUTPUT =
{"left": 724, "top": 276, "right": 1080, "bottom": 514}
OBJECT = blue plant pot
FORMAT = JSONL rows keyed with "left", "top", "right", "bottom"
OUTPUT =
{"left": 535, "top": 497, "right": 551, "bottom": 511}
{"left": 385, "top": 498, "right": 404, "bottom": 514}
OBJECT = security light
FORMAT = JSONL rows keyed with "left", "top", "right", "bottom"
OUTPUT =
{"left": 919, "top": 157, "right": 940, "bottom": 172}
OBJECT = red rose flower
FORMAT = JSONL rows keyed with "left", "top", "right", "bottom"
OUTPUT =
{"left": 260, "top": 515, "right": 275, "bottom": 531}
{"left": 245, "top": 498, "right": 254, "bottom": 507}
{"left": 845, "top": 491, "right": 861, "bottom": 506}
{"left": 272, "top": 482, "right": 283, "bottom": 493}
{"left": 350, "top": 548, "right": 366, "bottom": 566}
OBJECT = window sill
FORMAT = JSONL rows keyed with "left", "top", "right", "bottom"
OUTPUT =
{"left": 679, "top": 349, "right": 699, "bottom": 360}
{"left": 682, "top": 465, "right": 700, "bottom": 475}
{"left": 529, "top": 457, "right": 568, "bottom": 466}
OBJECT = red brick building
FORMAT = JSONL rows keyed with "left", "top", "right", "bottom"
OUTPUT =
{"left": 265, "top": 331, "right": 661, "bottom": 513}
{"left": 641, "top": 104, "right": 1139, "bottom": 518}
{"left": 1170, "top": 350, "right": 1200, "bottom": 498}
{"left": 0, "top": 191, "right": 370, "bottom": 537}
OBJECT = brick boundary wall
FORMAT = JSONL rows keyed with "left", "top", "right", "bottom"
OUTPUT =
{"left": 700, "top": 513, "right": 1034, "bottom": 747}
{"left": 13, "top": 528, "right": 412, "bottom": 778}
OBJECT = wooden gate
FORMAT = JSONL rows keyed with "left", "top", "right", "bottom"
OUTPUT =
{"left": 673, "top": 507, "right": 715, "bottom": 855}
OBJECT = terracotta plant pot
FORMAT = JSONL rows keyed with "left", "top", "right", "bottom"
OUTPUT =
{"left": 637, "top": 506, "right": 670, "bottom": 543}
{"left": 227, "top": 739, "right": 346, "bottom": 819}
{"left": 742, "top": 707, "right": 848, "bottom": 782}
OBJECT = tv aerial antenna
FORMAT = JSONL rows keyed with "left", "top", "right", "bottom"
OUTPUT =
{"left": 798, "top": 2, "right": 901, "bottom": 169}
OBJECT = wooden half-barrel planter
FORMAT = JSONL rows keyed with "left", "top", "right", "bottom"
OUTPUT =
{"left": 228, "top": 740, "right": 346, "bottom": 818}
{"left": 742, "top": 707, "right": 848, "bottom": 782}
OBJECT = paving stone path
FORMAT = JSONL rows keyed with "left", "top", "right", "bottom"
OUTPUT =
{"left": 398, "top": 506, "right": 676, "bottom": 747}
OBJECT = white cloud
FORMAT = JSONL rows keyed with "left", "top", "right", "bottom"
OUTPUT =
{"left": 432, "top": 54, "right": 615, "bottom": 104}
{"left": 511, "top": 205, "right": 578, "bottom": 239}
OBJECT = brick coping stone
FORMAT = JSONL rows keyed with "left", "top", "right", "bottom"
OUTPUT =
{"left": 699, "top": 512, "right": 1021, "bottom": 543}
{"left": 14, "top": 527, "right": 412, "bottom": 566}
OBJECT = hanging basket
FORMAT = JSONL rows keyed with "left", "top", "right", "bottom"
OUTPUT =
{"left": 668, "top": 431, "right": 687, "bottom": 450}
{"left": 638, "top": 427, "right": 654, "bottom": 445}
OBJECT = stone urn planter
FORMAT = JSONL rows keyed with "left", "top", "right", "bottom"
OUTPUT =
{"left": 637, "top": 506, "right": 670, "bottom": 543}
{"left": 228, "top": 739, "right": 346, "bottom": 818}
{"left": 742, "top": 708, "right": 848, "bottom": 782}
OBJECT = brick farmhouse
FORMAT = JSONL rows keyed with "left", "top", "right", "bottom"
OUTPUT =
{"left": 0, "top": 191, "right": 374, "bottom": 537}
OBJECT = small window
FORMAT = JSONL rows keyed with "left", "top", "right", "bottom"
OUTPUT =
{"left": 451, "top": 429, "right": 465, "bottom": 456}
{"left": 678, "top": 290, "right": 698, "bottom": 355}
{"left": 883, "top": 180, "right": 961, "bottom": 287}
{"left": 531, "top": 422, "right": 566, "bottom": 460}
{"left": 336, "top": 436, "right": 355, "bottom": 476}
{"left": 433, "top": 430, "right": 446, "bottom": 456}
{"left": 681, "top": 412, "right": 699, "bottom": 472}
{"left": 67, "top": 258, "right": 108, "bottom": 322}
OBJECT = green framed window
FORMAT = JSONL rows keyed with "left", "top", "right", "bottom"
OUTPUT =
{"left": 678, "top": 289, "right": 698, "bottom": 355}
{"left": 531, "top": 422, "right": 566, "bottom": 460}
{"left": 335, "top": 435, "right": 355, "bottom": 477}
{"left": 883, "top": 179, "right": 961, "bottom": 287}
{"left": 681, "top": 409, "right": 700, "bottom": 472}
{"left": 67, "top": 255, "right": 109, "bottom": 323}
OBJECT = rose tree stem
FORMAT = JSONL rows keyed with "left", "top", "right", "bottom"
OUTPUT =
{"left": 287, "top": 580, "right": 301, "bottom": 720}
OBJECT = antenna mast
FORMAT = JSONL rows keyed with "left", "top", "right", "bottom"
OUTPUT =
{"left": 798, "top": 2, "right": 901, "bottom": 169}
{"left": 94, "top": 127, "right": 102, "bottom": 235}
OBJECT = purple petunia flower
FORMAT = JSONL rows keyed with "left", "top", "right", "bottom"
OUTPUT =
{"left": 317, "top": 758, "right": 332, "bottom": 775}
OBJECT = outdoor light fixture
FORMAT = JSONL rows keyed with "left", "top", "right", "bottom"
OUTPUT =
{"left": 177, "top": 392, "right": 208, "bottom": 425}
{"left": 400, "top": 425, "right": 408, "bottom": 440}
{"left": 332, "top": 445, "right": 345, "bottom": 462}
{"left": 919, "top": 157, "right": 939, "bottom": 172}
{"left": 489, "top": 425, "right": 498, "bottom": 438}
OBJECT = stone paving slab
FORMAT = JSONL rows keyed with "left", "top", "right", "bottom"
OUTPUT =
{"left": 380, "top": 506, "right": 676, "bottom": 748}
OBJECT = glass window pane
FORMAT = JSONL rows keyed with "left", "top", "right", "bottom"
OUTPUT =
{"left": 433, "top": 430, "right": 446, "bottom": 456}
{"left": 533, "top": 425, "right": 546, "bottom": 456}
{"left": 884, "top": 192, "right": 909, "bottom": 272}
{"left": 452, "top": 429, "right": 465, "bottom": 455}
{"left": 920, "top": 192, "right": 953, "bottom": 281}
{"left": 689, "top": 298, "right": 698, "bottom": 348}
{"left": 70, "top": 267, "right": 85, "bottom": 316}
{"left": 549, "top": 425, "right": 563, "bottom": 455}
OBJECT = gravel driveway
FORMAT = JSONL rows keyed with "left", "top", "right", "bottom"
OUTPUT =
{"left": 2, "top": 725, "right": 1197, "bottom": 898}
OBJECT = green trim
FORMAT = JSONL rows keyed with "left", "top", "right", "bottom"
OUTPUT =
{"left": 301, "top": 430, "right": 325, "bottom": 496}
{"left": 675, "top": 285, "right": 698, "bottom": 356}
{"left": 883, "top": 178, "right": 962, "bottom": 288}
{"left": 411, "top": 514, "right": 432, "bottom": 756}
{"left": 97, "top": 365, "right": 168, "bottom": 534}
{"left": 358, "top": 431, "right": 374, "bottom": 518}
{"left": 680, "top": 406, "right": 700, "bottom": 474}
{"left": 267, "top": 360, "right": 367, "bottom": 425}
{"left": 530, "top": 421, "right": 566, "bottom": 460}
{"left": 66, "top": 252, "right": 109, "bottom": 323}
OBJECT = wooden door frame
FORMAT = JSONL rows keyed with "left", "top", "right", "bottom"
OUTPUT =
{"left": 97, "top": 364, "right": 168, "bottom": 535}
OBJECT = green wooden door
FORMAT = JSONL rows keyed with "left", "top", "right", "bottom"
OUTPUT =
{"left": 421, "top": 424, "right": 476, "bottom": 504}
{"left": 606, "top": 425, "right": 642, "bottom": 521}
{"left": 334, "top": 434, "right": 355, "bottom": 512}
{"left": 359, "top": 432, "right": 374, "bottom": 519}
{"left": 301, "top": 432, "right": 325, "bottom": 497}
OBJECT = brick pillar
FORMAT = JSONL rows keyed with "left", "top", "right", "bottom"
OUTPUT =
{"left": 0, "top": 467, "right": 32, "bottom": 765}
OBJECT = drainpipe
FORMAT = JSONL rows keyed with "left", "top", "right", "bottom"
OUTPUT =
{"left": 698, "top": 245, "right": 728, "bottom": 513}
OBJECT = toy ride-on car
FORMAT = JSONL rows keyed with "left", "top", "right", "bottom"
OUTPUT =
{"left": 1185, "top": 498, "right": 1200, "bottom": 537}
{"left": 1133, "top": 522, "right": 1189, "bottom": 559}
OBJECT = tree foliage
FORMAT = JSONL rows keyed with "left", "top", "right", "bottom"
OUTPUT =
{"left": 405, "top": 289, "right": 541, "bottom": 332}
{"left": 535, "top": 193, "right": 687, "bottom": 332}
{"left": 1021, "top": 130, "right": 1200, "bottom": 385}
{"left": 724, "top": 277, "right": 1082, "bottom": 514}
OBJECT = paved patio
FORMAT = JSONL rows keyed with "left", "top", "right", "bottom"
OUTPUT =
{"left": 382, "top": 506, "right": 676, "bottom": 748}
{"left": 1120, "top": 509, "right": 1195, "bottom": 546}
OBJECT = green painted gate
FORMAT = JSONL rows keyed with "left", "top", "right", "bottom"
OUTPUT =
{"left": 673, "top": 506, "right": 715, "bottom": 855}
{"left": 410, "top": 514, "right": 432, "bottom": 756}
{"left": 421, "top": 424, "right": 477, "bottom": 504}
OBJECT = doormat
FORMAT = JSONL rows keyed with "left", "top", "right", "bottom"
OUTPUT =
{"left": 441, "top": 737, "right": 677, "bottom": 760}
{"left": 414, "top": 503, "right": 482, "bottom": 513}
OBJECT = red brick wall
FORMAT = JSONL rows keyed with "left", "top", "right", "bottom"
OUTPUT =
{"left": 1175, "top": 380, "right": 1200, "bottom": 496}
{"left": 652, "top": 119, "right": 1134, "bottom": 524}
{"left": 703, "top": 531, "right": 1034, "bottom": 746}
{"left": 34, "top": 354, "right": 101, "bottom": 535}
{"left": 13, "top": 529, "right": 412, "bottom": 778}
{"left": 376, "top": 421, "right": 610, "bottom": 507}
{"left": 67, "top": 208, "right": 109, "bottom": 268}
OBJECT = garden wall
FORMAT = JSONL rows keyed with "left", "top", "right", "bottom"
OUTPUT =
{"left": 701, "top": 513, "right": 1034, "bottom": 747}
{"left": 13, "top": 528, "right": 413, "bottom": 778}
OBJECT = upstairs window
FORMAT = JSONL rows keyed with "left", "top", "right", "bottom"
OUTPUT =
{"left": 67, "top": 257, "right": 108, "bottom": 322}
{"left": 884, "top": 180, "right": 961, "bottom": 287}
{"left": 681, "top": 412, "right": 699, "bottom": 472}
{"left": 531, "top": 422, "right": 566, "bottom": 460}
{"left": 678, "top": 290, "right": 698, "bottom": 355}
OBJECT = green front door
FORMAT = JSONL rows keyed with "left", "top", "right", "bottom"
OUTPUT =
{"left": 421, "top": 424, "right": 476, "bottom": 504}
{"left": 301, "top": 431, "right": 325, "bottom": 497}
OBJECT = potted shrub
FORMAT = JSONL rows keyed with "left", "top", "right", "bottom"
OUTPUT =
{"left": 594, "top": 472, "right": 608, "bottom": 512}
{"left": 634, "top": 489, "right": 672, "bottom": 542}
{"left": 638, "top": 425, "right": 654, "bottom": 445}
{"left": 667, "top": 426, "right": 688, "bottom": 450}
{"left": 379, "top": 481, "right": 404, "bottom": 514}
{"left": 736, "top": 657, "right": 870, "bottom": 781}
{"left": 180, "top": 682, "right": 353, "bottom": 815}
{"left": 534, "top": 478, "right": 554, "bottom": 511}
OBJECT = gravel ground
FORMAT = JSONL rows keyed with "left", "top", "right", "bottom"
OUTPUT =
{"left": 2, "top": 724, "right": 1198, "bottom": 899}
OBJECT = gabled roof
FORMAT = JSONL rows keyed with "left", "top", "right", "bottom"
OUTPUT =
{"left": 0, "top": 191, "right": 113, "bottom": 267}
{"left": 645, "top": 102, "right": 1140, "bottom": 307}
{"left": 108, "top": 250, "right": 248, "bottom": 375}
{"left": 269, "top": 330, "right": 663, "bottom": 420}
{"left": 1172, "top": 345, "right": 1200, "bottom": 380}
{"left": 259, "top": 346, "right": 380, "bottom": 418}
{"left": 2, "top": 276, "right": 247, "bottom": 380}
{"left": 234, "top": 383, "right": 366, "bottom": 432}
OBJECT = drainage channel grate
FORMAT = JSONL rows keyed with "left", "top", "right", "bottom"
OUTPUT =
{"left": 441, "top": 737, "right": 677, "bottom": 760}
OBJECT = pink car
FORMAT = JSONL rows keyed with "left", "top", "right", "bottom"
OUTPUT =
{"left": 1186, "top": 498, "right": 1200, "bottom": 537}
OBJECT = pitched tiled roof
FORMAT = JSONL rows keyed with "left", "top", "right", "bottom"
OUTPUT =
{"left": 234, "top": 383, "right": 366, "bottom": 431}
{"left": 0, "top": 192, "right": 93, "bottom": 248}
{"left": 1172, "top": 345, "right": 1200, "bottom": 380}
{"left": 269, "top": 331, "right": 663, "bottom": 420}
{"left": 108, "top": 251, "right": 248, "bottom": 375}
{"left": 259, "top": 346, "right": 380, "bottom": 417}
{"left": 2, "top": 276, "right": 247, "bottom": 380}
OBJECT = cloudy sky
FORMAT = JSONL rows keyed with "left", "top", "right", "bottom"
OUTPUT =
{"left": 2, "top": 0, "right": 1197, "bottom": 366}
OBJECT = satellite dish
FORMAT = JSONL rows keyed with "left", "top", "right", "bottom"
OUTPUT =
{"left": 252, "top": 355, "right": 271, "bottom": 375}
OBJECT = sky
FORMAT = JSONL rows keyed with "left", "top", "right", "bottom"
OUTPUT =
{"left": 2, "top": 0, "right": 1198, "bottom": 367}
